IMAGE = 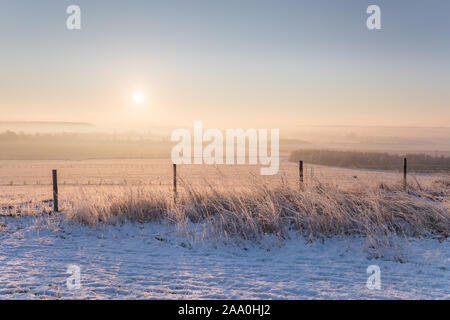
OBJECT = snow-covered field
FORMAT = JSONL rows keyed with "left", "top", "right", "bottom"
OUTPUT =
{"left": 0, "top": 215, "right": 448, "bottom": 299}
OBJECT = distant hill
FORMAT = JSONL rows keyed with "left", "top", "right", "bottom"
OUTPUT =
{"left": 0, "top": 121, "right": 96, "bottom": 133}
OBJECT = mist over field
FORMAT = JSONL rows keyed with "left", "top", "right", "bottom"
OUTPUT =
{"left": 1, "top": 121, "right": 450, "bottom": 160}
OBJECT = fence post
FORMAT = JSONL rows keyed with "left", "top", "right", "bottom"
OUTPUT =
{"left": 299, "top": 160, "right": 304, "bottom": 188}
{"left": 52, "top": 169, "right": 59, "bottom": 212}
{"left": 403, "top": 158, "right": 407, "bottom": 191}
{"left": 173, "top": 164, "right": 177, "bottom": 199}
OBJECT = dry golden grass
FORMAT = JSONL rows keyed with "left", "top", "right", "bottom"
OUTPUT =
{"left": 64, "top": 176, "right": 449, "bottom": 243}
{"left": 1, "top": 159, "right": 449, "bottom": 246}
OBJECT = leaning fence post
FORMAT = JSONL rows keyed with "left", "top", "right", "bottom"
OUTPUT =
{"left": 403, "top": 158, "right": 407, "bottom": 191}
{"left": 52, "top": 169, "right": 59, "bottom": 212}
{"left": 173, "top": 164, "right": 177, "bottom": 199}
{"left": 299, "top": 160, "right": 304, "bottom": 188}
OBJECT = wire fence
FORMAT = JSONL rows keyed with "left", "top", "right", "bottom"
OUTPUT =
{"left": 1, "top": 158, "right": 449, "bottom": 215}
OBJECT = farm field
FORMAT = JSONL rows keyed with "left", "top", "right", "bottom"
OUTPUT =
{"left": 0, "top": 159, "right": 448, "bottom": 299}
{"left": 0, "top": 157, "right": 443, "bottom": 201}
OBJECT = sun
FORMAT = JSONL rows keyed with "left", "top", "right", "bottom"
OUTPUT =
{"left": 132, "top": 91, "right": 145, "bottom": 104}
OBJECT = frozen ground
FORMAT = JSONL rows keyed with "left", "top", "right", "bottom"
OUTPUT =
{"left": 0, "top": 215, "right": 448, "bottom": 299}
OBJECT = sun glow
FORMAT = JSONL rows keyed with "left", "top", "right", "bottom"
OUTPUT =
{"left": 132, "top": 91, "right": 145, "bottom": 104}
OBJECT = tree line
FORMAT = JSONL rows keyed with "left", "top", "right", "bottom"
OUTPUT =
{"left": 289, "top": 149, "right": 450, "bottom": 172}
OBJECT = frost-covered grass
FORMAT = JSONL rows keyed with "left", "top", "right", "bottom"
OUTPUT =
{"left": 1, "top": 161, "right": 449, "bottom": 248}
{"left": 64, "top": 174, "right": 449, "bottom": 249}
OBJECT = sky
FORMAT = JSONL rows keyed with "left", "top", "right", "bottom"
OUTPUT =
{"left": 0, "top": 0, "right": 449, "bottom": 130}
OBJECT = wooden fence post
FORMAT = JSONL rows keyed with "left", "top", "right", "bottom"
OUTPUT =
{"left": 403, "top": 158, "right": 407, "bottom": 191}
{"left": 173, "top": 164, "right": 177, "bottom": 199}
{"left": 52, "top": 169, "right": 59, "bottom": 212}
{"left": 299, "top": 160, "right": 304, "bottom": 187}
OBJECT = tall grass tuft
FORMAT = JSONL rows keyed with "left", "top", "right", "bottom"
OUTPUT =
{"left": 65, "top": 175, "right": 450, "bottom": 246}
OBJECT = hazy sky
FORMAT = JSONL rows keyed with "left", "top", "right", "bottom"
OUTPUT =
{"left": 1, "top": 0, "right": 449, "bottom": 129}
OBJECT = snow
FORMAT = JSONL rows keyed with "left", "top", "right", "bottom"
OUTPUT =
{"left": 0, "top": 215, "right": 448, "bottom": 299}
